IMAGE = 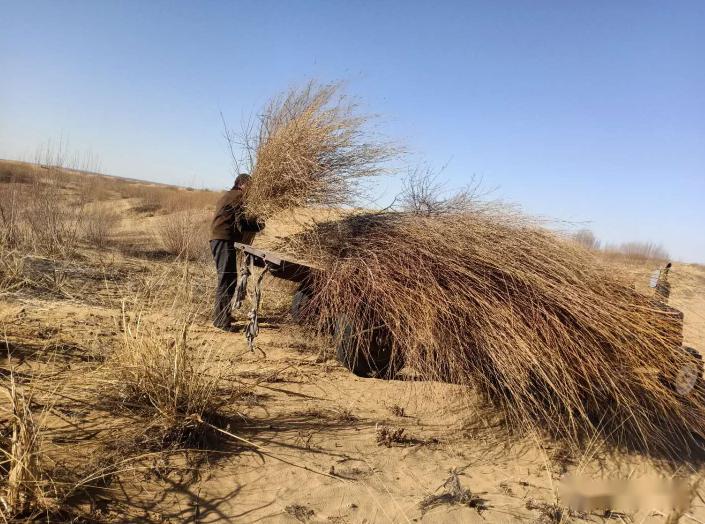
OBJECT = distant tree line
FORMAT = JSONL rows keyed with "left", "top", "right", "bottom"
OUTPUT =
{"left": 571, "top": 228, "right": 669, "bottom": 261}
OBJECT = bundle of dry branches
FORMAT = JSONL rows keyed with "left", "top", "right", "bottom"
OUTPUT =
{"left": 1, "top": 373, "right": 45, "bottom": 517}
{"left": 283, "top": 199, "right": 705, "bottom": 456}
{"left": 240, "top": 82, "right": 397, "bottom": 220}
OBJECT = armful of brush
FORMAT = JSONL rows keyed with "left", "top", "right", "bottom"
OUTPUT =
{"left": 238, "top": 215, "right": 265, "bottom": 233}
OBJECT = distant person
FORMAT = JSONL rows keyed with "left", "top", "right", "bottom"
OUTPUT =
{"left": 655, "top": 262, "right": 672, "bottom": 303}
{"left": 210, "top": 173, "right": 264, "bottom": 331}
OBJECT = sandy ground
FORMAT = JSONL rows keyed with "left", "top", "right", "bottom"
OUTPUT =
{"left": 3, "top": 263, "right": 705, "bottom": 522}
{"left": 2, "top": 179, "right": 705, "bottom": 522}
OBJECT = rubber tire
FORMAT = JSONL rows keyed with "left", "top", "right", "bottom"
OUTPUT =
{"left": 334, "top": 317, "right": 403, "bottom": 379}
{"left": 674, "top": 346, "right": 704, "bottom": 396}
{"left": 290, "top": 290, "right": 311, "bottom": 323}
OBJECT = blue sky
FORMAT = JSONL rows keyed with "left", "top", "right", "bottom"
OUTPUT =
{"left": 2, "top": 1, "right": 703, "bottom": 262}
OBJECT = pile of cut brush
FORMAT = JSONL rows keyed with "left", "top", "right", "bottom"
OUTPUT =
{"left": 239, "top": 81, "right": 397, "bottom": 221}
{"left": 241, "top": 82, "right": 704, "bottom": 457}
{"left": 282, "top": 203, "right": 705, "bottom": 456}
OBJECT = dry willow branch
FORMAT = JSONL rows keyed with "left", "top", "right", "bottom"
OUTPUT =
{"left": 0, "top": 249, "right": 26, "bottom": 293}
{"left": 240, "top": 82, "right": 397, "bottom": 220}
{"left": 282, "top": 203, "right": 705, "bottom": 457}
{"left": 1, "top": 373, "right": 43, "bottom": 517}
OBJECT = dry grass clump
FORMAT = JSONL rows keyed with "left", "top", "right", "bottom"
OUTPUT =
{"left": 284, "top": 198, "right": 705, "bottom": 457}
{"left": 0, "top": 371, "right": 68, "bottom": 519}
{"left": 156, "top": 209, "right": 211, "bottom": 261}
{"left": 419, "top": 468, "right": 486, "bottom": 514}
{"left": 106, "top": 314, "right": 236, "bottom": 448}
{"left": 1, "top": 373, "right": 43, "bottom": 517}
{"left": 375, "top": 425, "right": 410, "bottom": 447}
{"left": 0, "top": 346, "right": 152, "bottom": 520}
{"left": 0, "top": 249, "right": 26, "bottom": 294}
{"left": 239, "top": 82, "right": 397, "bottom": 220}
{"left": 284, "top": 503, "right": 315, "bottom": 522}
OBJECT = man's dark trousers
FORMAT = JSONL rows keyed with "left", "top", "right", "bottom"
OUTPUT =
{"left": 210, "top": 239, "right": 237, "bottom": 328}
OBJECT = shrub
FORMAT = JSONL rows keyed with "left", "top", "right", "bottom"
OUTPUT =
{"left": 0, "top": 248, "right": 26, "bottom": 293}
{"left": 17, "top": 171, "right": 85, "bottom": 256}
{"left": 106, "top": 317, "right": 233, "bottom": 448}
{"left": 156, "top": 209, "right": 210, "bottom": 261}
{"left": 0, "top": 373, "right": 51, "bottom": 518}
{"left": 572, "top": 229, "right": 601, "bottom": 251}
{"left": 0, "top": 184, "right": 26, "bottom": 250}
{"left": 80, "top": 174, "right": 115, "bottom": 203}
{"left": 606, "top": 241, "right": 670, "bottom": 261}
{"left": 82, "top": 205, "right": 120, "bottom": 248}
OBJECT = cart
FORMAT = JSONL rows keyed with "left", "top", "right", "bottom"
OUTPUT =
{"left": 232, "top": 241, "right": 399, "bottom": 376}
{"left": 233, "top": 243, "right": 703, "bottom": 395}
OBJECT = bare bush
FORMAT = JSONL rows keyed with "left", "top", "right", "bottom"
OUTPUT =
{"left": 0, "top": 373, "right": 48, "bottom": 518}
{"left": 0, "top": 249, "right": 26, "bottom": 293}
{"left": 1, "top": 160, "right": 121, "bottom": 254}
{"left": 81, "top": 205, "right": 120, "bottom": 248}
{"left": 399, "top": 168, "right": 480, "bottom": 215}
{"left": 106, "top": 316, "right": 235, "bottom": 448}
{"left": 80, "top": 173, "right": 115, "bottom": 202}
{"left": 237, "top": 81, "right": 398, "bottom": 220}
{"left": 572, "top": 229, "right": 601, "bottom": 251}
{"left": 0, "top": 150, "right": 125, "bottom": 255}
{"left": 135, "top": 186, "right": 173, "bottom": 213}
{"left": 0, "top": 184, "right": 26, "bottom": 249}
{"left": 0, "top": 159, "right": 88, "bottom": 256}
{"left": 21, "top": 173, "right": 85, "bottom": 256}
{"left": 606, "top": 241, "right": 670, "bottom": 261}
{"left": 156, "top": 209, "right": 210, "bottom": 261}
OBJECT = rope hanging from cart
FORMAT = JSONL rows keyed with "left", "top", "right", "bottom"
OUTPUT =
{"left": 232, "top": 241, "right": 314, "bottom": 355}
{"left": 234, "top": 253, "right": 269, "bottom": 354}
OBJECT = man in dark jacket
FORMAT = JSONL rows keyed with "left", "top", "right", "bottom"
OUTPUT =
{"left": 210, "top": 173, "right": 264, "bottom": 330}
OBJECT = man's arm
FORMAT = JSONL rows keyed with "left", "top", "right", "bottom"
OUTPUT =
{"left": 239, "top": 215, "right": 265, "bottom": 233}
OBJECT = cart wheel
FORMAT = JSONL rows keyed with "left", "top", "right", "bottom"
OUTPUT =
{"left": 675, "top": 346, "right": 703, "bottom": 396}
{"left": 334, "top": 317, "right": 403, "bottom": 379}
{"left": 290, "top": 290, "right": 311, "bottom": 322}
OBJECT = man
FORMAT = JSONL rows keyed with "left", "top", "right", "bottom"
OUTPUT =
{"left": 210, "top": 173, "right": 264, "bottom": 330}
{"left": 655, "top": 262, "right": 672, "bottom": 303}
